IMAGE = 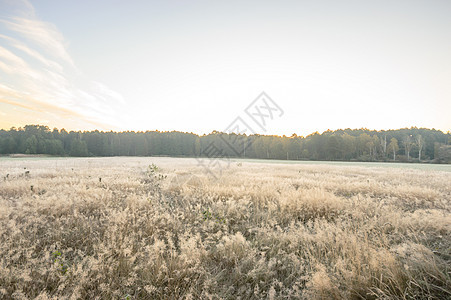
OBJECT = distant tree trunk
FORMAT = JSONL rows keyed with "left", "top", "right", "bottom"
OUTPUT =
{"left": 388, "top": 138, "right": 399, "bottom": 161}
{"left": 416, "top": 135, "right": 423, "bottom": 161}
{"left": 384, "top": 135, "right": 387, "bottom": 154}
{"left": 380, "top": 135, "right": 387, "bottom": 157}
{"left": 403, "top": 135, "right": 412, "bottom": 161}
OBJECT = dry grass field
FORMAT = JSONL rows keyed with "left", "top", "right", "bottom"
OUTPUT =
{"left": 0, "top": 157, "right": 450, "bottom": 299}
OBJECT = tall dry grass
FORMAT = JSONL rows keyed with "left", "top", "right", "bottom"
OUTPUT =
{"left": 0, "top": 157, "right": 450, "bottom": 299}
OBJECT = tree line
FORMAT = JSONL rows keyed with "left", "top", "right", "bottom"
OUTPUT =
{"left": 0, "top": 125, "right": 450, "bottom": 163}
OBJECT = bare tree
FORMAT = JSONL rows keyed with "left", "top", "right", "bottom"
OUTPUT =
{"left": 416, "top": 134, "right": 424, "bottom": 161}
{"left": 380, "top": 135, "right": 387, "bottom": 157}
{"left": 403, "top": 135, "right": 412, "bottom": 161}
{"left": 388, "top": 138, "right": 399, "bottom": 161}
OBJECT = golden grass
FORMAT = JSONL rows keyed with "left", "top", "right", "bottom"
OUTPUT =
{"left": 0, "top": 157, "right": 450, "bottom": 299}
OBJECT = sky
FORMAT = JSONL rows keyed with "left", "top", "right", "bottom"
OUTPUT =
{"left": 0, "top": 0, "right": 450, "bottom": 136}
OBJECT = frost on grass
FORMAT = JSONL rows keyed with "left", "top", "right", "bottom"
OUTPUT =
{"left": 0, "top": 157, "right": 450, "bottom": 299}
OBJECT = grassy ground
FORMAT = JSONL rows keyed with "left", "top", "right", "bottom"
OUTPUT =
{"left": 0, "top": 157, "right": 450, "bottom": 299}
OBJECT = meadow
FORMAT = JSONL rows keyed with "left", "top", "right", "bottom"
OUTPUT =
{"left": 0, "top": 157, "right": 450, "bottom": 299}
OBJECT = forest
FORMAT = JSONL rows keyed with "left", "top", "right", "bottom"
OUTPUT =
{"left": 0, "top": 125, "right": 450, "bottom": 163}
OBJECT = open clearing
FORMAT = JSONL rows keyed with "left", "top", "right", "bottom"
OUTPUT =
{"left": 0, "top": 157, "right": 450, "bottom": 299}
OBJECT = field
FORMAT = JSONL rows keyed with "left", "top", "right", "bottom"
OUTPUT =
{"left": 0, "top": 157, "right": 450, "bottom": 299}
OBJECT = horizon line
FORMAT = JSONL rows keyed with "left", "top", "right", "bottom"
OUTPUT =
{"left": 1, "top": 124, "right": 450, "bottom": 138}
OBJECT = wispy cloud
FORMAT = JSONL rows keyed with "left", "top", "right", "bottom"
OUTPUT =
{"left": 0, "top": 83, "right": 108, "bottom": 128}
{"left": 0, "top": 0, "right": 127, "bottom": 129}
{"left": 1, "top": 17, "right": 75, "bottom": 67}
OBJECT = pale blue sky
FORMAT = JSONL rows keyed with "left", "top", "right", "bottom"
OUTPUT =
{"left": 1, "top": 0, "right": 450, "bottom": 135}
